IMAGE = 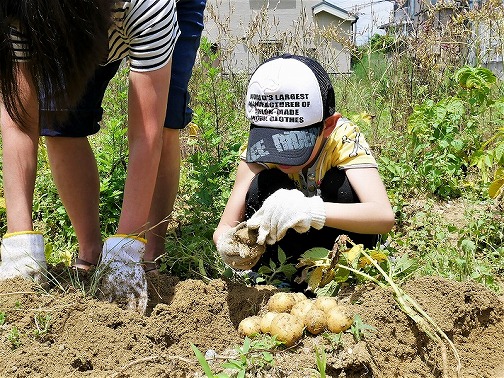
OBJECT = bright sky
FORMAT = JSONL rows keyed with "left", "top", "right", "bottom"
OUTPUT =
{"left": 337, "top": 0, "right": 395, "bottom": 45}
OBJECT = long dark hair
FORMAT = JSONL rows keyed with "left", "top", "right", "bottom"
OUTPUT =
{"left": 0, "top": 0, "right": 111, "bottom": 129}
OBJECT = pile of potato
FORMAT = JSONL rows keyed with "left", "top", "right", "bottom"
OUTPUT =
{"left": 238, "top": 292, "right": 353, "bottom": 346}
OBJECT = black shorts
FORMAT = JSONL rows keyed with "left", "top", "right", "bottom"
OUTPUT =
{"left": 40, "top": 0, "right": 206, "bottom": 137}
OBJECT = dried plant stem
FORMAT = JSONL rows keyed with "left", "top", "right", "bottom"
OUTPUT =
{"left": 0, "top": 291, "right": 37, "bottom": 296}
{"left": 108, "top": 354, "right": 193, "bottom": 378}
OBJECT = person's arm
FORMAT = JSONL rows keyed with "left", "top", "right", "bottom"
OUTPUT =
{"left": 323, "top": 167, "right": 395, "bottom": 235}
{"left": 117, "top": 62, "right": 172, "bottom": 235}
{"left": 213, "top": 160, "right": 264, "bottom": 244}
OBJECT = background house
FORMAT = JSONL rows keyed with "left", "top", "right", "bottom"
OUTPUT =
{"left": 203, "top": 0, "right": 358, "bottom": 74}
{"left": 384, "top": 0, "right": 503, "bottom": 77}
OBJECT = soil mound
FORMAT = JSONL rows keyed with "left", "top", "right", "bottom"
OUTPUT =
{"left": 0, "top": 271, "right": 503, "bottom": 377}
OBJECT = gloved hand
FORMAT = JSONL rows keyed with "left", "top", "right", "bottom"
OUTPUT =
{"left": 247, "top": 189, "right": 326, "bottom": 245}
{"left": 0, "top": 232, "right": 46, "bottom": 284}
{"left": 216, "top": 222, "right": 266, "bottom": 270}
{"left": 97, "top": 235, "right": 148, "bottom": 314}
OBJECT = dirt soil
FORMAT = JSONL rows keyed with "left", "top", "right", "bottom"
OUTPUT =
{"left": 0, "top": 268, "right": 503, "bottom": 378}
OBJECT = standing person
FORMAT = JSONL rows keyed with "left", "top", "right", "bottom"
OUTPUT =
{"left": 0, "top": 0, "right": 203, "bottom": 314}
{"left": 46, "top": 0, "right": 207, "bottom": 276}
{"left": 213, "top": 54, "right": 395, "bottom": 279}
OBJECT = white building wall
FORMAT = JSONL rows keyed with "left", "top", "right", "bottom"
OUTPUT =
{"left": 203, "top": 0, "right": 356, "bottom": 74}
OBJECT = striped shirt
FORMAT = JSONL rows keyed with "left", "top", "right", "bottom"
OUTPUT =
{"left": 10, "top": 0, "right": 180, "bottom": 72}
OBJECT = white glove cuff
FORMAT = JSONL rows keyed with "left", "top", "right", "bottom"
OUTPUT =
{"left": 308, "top": 196, "right": 326, "bottom": 230}
{"left": 102, "top": 235, "right": 146, "bottom": 263}
{"left": 1, "top": 232, "right": 45, "bottom": 261}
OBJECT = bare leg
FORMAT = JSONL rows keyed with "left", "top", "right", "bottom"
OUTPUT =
{"left": 45, "top": 137, "right": 102, "bottom": 265}
{"left": 1, "top": 118, "right": 39, "bottom": 232}
{"left": 0, "top": 64, "right": 47, "bottom": 282}
{"left": 141, "top": 0, "right": 207, "bottom": 267}
{"left": 143, "top": 128, "right": 181, "bottom": 267}
{"left": 1, "top": 64, "right": 40, "bottom": 233}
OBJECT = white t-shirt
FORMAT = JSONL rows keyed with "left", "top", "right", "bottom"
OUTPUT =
{"left": 10, "top": 0, "right": 180, "bottom": 72}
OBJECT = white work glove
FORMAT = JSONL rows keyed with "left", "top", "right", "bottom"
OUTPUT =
{"left": 247, "top": 189, "right": 326, "bottom": 245}
{"left": 97, "top": 235, "right": 148, "bottom": 314}
{"left": 0, "top": 232, "right": 46, "bottom": 284}
{"left": 216, "top": 222, "right": 266, "bottom": 270}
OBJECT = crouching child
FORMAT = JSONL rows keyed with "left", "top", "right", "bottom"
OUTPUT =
{"left": 213, "top": 54, "right": 395, "bottom": 284}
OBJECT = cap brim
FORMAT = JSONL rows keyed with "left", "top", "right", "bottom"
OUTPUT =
{"left": 245, "top": 123, "right": 322, "bottom": 166}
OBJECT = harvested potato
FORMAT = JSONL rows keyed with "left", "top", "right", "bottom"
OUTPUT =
{"left": 292, "top": 292, "right": 308, "bottom": 303}
{"left": 238, "top": 316, "right": 262, "bottom": 337}
{"left": 326, "top": 307, "right": 353, "bottom": 333}
{"left": 290, "top": 299, "right": 314, "bottom": 320}
{"left": 304, "top": 308, "right": 327, "bottom": 335}
{"left": 260, "top": 311, "right": 278, "bottom": 334}
{"left": 314, "top": 296, "right": 338, "bottom": 313}
{"left": 270, "top": 313, "right": 304, "bottom": 347}
{"left": 267, "top": 292, "right": 296, "bottom": 313}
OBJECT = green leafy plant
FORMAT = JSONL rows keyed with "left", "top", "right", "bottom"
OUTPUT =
{"left": 181, "top": 37, "right": 245, "bottom": 219}
{"left": 0, "top": 312, "right": 6, "bottom": 326}
{"left": 157, "top": 37, "right": 248, "bottom": 279}
{"left": 489, "top": 167, "right": 504, "bottom": 200}
{"left": 350, "top": 314, "right": 376, "bottom": 342}
{"left": 191, "top": 336, "right": 279, "bottom": 378}
{"left": 313, "top": 346, "right": 327, "bottom": 378}
{"left": 475, "top": 102, "right": 504, "bottom": 199}
{"left": 406, "top": 66, "right": 501, "bottom": 199}
{"left": 33, "top": 313, "right": 52, "bottom": 340}
{"left": 296, "top": 235, "right": 461, "bottom": 375}
{"left": 8, "top": 326, "right": 21, "bottom": 349}
{"left": 454, "top": 66, "right": 496, "bottom": 100}
{"left": 256, "top": 247, "right": 297, "bottom": 286}
{"left": 342, "top": 246, "right": 461, "bottom": 376}
{"left": 221, "top": 336, "right": 275, "bottom": 378}
{"left": 322, "top": 331, "right": 344, "bottom": 351}
{"left": 161, "top": 223, "right": 223, "bottom": 280}
{"left": 190, "top": 343, "right": 225, "bottom": 378}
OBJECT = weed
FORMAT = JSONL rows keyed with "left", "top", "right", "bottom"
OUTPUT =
{"left": 8, "top": 326, "right": 21, "bottom": 349}
{"left": 0, "top": 312, "right": 6, "bottom": 326}
{"left": 33, "top": 313, "right": 52, "bottom": 340}
{"left": 392, "top": 197, "right": 503, "bottom": 292}
{"left": 221, "top": 336, "right": 275, "bottom": 377}
{"left": 156, "top": 38, "right": 247, "bottom": 279}
{"left": 313, "top": 346, "right": 327, "bottom": 378}
{"left": 161, "top": 225, "right": 224, "bottom": 280}
{"left": 256, "top": 248, "right": 297, "bottom": 286}
{"left": 322, "top": 331, "right": 344, "bottom": 351}
{"left": 191, "top": 335, "right": 280, "bottom": 378}
{"left": 190, "top": 343, "right": 224, "bottom": 378}
{"left": 350, "top": 314, "right": 376, "bottom": 342}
